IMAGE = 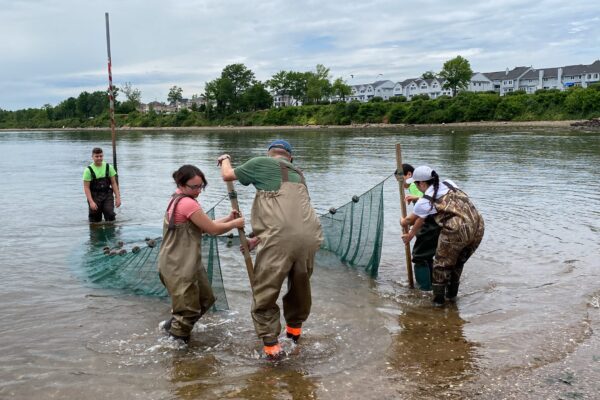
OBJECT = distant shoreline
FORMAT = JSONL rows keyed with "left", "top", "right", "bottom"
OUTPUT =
{"left": 0, "top": 120, "right": 587, "bottom": 132}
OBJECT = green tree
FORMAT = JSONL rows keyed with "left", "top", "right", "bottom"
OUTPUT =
{"left": 267, "top": 71, "right": 292, "bottom": 97}
{"left": 332, "top": 77, "right": 352, "bottom": 101}
{"left": 421, "top": 71, "right": 437, "bottom": 80}
{"left": 122, "top": 82, "right": 142, "bottom": 106}
{"left": 167, "top": 85, "right": 183, "bottom": 104}
{"left": 306, "top": 64, "right": 332, "bottom": 104}
{"left": 287, "top": 71, "right": 310, "bottom": 105}
{"left": 439, "top": 56, "right": 473, "bottom": 97}
{"left": 205, "top": 63, "right": 256, "bottom": 115}
{"left": 243, "top": 82, "right": 273, "bottom": 111}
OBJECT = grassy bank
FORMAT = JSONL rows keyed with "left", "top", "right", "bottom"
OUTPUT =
{"left": 2, "top": 86, "right": 599, "bottom": 130}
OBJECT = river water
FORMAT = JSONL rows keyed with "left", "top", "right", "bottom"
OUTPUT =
{"left": 0, "top": 127, "right": 599, "bottom": 399}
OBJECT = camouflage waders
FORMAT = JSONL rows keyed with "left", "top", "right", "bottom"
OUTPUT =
{"left": 250, "top": 162, "right": 323, "bottom": 346}
{"left": 425, "top": 182, "right": 484, "bottom": 304}
{"left": 158, "top": 194, "right": 216, "bottom": 339}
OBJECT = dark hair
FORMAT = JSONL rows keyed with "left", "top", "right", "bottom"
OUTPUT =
{"left": 172, "top": 165, "right": 207, "bottom": 188}
{"left": 394, "top": 163, "right": 414, "bottom": 176}
{"left": 426, "top": 170, "right": 440, "bottom": 211}
{"left": 402, "top": 163, "right": 414, "bottom": 175}
{"left": 92, "top": 147, "right": 103, "bottom": 155}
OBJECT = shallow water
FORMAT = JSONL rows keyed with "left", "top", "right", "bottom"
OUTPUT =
{"left": 0, "top": 127, "right": 599, "bottom": 399}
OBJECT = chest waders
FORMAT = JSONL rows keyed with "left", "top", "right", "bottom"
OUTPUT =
{"left": 423, "top": 181, "right": 485, "bottom": 305}
{"left": 250, "top": 162, "right": 323, "bottom": 346}
{"left": 157, "top": 194, "right": 216, "bottom": 340}
{"left": 411, "top": 215, "right": 441, "bottom": 291}
{"left": 87, "top": 163, "right": 116, "bottom": 222}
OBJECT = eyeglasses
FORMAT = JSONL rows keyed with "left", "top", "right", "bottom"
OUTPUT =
{"left": 185, "top": 183, "right": 206, "bottom": 190}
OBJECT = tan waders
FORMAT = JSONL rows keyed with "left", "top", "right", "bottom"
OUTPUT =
{"left": 250, "top": 162, "right": 323, "bottom": 346}
{"left": 158, "top": 194, "right": 216, "bottom": 340}
{"left": 427, "top": 182, "right": 485, "bottom": 305}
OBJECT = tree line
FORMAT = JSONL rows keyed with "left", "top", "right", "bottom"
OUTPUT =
{"left": 1, "top": 56, "right": 599, "bottom": 129}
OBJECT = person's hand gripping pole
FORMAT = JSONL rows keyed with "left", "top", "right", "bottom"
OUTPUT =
{"left": 218, "top": 154, "right": 255, "bottom": 288}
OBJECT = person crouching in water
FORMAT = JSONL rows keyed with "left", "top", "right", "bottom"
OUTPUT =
{"left": 218, "top": 139, "right": 323, "bottom": 360}
{"left": 158, "top": 165, "right": 245, "bottom": 343}
{"left": 401, "top": 166, "right": 484, "bottom": 306}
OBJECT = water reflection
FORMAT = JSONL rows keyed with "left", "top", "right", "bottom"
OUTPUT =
{"left": 169, "top": 353, "right": 221, "bottom": 399}
{"left": 88, "top": 223, "right": 119, "bottom": 246}
{"left": 230, "top": 367, "right": 318, "bottom": 400}
{"left": 169, "top": 354, "right": 319, "bottom": 400}
{"left": 389, "top": 303, "right": 478, "bottom": 393}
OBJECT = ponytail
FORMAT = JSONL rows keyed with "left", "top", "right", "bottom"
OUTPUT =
{"left": 428, "top": 170, "right": 440, "bottom": 211}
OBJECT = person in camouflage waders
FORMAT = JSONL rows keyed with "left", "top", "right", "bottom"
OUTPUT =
{"left": 400, "top": 163, "right": 441, "bottom": 290}
{"left": 158, "top": 165, "right": 245, "bottom": 343}
{"left": 401, "top": 166, "right": 484, "bottom": 306}
{"left": 218, "top": 139, "right": 323, "bottom": 360}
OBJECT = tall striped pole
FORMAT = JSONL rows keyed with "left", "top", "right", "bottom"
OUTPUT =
{"left": 105, "top": 12, "right": 117, "bottom": 172}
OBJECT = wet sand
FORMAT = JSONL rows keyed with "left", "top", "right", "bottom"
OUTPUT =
{"left": 462, "top": 302, "right": 600, "bottom": 399}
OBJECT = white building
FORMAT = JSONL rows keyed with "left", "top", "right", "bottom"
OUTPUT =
{"left": 272, "top": 93, "right": 302, "bottom": 108}
{"left": 484, "top": 60, "right": 600, "bottom": 94}
{"left": 391, "top": 78, "right": 451, "bottom": 100}
{"left": 273, "top": 60, "right": 600, "bottom": 106}
{"left": 468, "top": 73, "right": 494, "bottom": 92}
{"left": 348, "top": 80, "right": 396, "bottom": 102}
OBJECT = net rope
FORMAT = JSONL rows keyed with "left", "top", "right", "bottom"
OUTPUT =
{"left": 77, "top": 174, "right": 392, "bottom": 307}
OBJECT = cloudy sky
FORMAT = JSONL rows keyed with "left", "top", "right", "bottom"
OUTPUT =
{"left": 2, "top": 0, "right": 599, "bottom": 110}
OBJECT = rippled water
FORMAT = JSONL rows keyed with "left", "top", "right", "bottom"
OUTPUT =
{"left": 0, "top": 127, "right": 599, "bottom": 399}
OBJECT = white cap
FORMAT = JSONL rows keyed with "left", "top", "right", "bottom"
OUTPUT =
{"left": 409, "top": 165, "right": 435, "bottom": 183}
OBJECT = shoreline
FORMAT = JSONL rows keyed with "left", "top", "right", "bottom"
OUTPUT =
{"left": 0, "top": 120, "right": 588, "bottom": 132}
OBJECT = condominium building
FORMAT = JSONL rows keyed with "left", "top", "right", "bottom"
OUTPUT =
{"left": 344, "top": 60, "right": 600, "bottom": 103}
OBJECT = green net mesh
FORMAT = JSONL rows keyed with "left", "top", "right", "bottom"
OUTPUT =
{"left": 318, "top": 178, "right": 387, "bottom": 277}
{"left": 77, "top": 206, "right": 229, "bottom": 311}
{"left": 77, "top": 175, "right": 390, "bottom": 306}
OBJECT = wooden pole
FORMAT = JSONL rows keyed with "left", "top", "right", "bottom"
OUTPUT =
{"left": 104, "top": 12, "right": 117, "bottom": 173}
{"left": 225, "top": 180, "right": 255, "bottom": 287}
{"left": 395, "top": 143, "right": 414, "bottom": 288}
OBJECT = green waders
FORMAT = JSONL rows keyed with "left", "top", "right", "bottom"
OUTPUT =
{"left": 427, "top": 182, "right": 485, "bottom": 305}
{"left": 250, "top": 162, "right": 323, "bottom": 346}
{"left": 158, "top": 194, "right": 216, "bottom": 339}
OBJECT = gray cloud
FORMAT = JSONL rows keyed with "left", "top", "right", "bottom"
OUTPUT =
{"left": 1, "top": 0, "right": 599, "bottom": 109}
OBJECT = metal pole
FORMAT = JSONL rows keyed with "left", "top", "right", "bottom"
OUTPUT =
{"left": 395, "top": 143, "right": 414, "bottom": 288}
{"left": 225, "top": 180, "right": 255, "bottom": 288}
{"left": 105, "top": 12, "right": 117, "bottom": 172}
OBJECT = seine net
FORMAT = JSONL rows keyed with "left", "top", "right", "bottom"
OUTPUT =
{"left": 76, "top": 175, "right": 391, "bottom": 306}
{"left": 318, "top": 177, "right": 387, "bottom": 277}
{"left": 77, "top": 205, "right": 228, "bottom": 311}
